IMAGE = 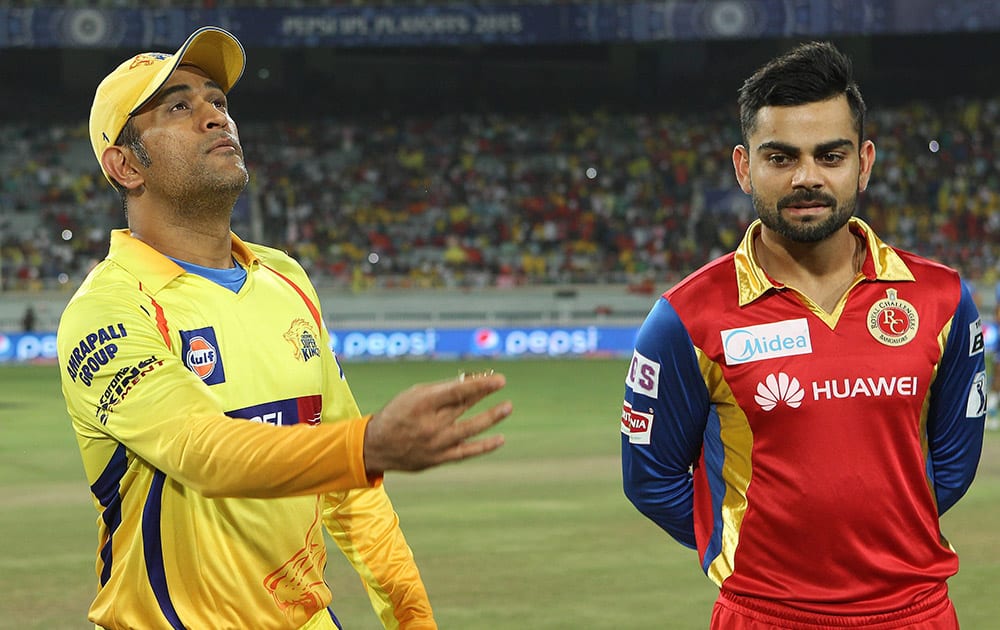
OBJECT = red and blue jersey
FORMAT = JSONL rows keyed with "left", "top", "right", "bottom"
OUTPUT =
{"left": 622, "top": 218, "right": 986, "bottom": 615}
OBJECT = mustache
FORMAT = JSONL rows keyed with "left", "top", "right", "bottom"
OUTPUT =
{"left": 777, "top": 190, "right": 838, "bottom": 209}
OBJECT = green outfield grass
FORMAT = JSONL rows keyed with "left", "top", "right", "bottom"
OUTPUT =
{"left": 1, "top": 360, "right": 998, "bottom": 629}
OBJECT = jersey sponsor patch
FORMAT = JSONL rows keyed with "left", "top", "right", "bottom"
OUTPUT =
{"left": 721, "top": 318, "right": 812, "bottom": 365}
{"left": 967, "top": 370, "right": 988, "bottom": 418}
{"left": 754, "top": 372, "right": 805, "bottom": 411}
{"left": 812, "top": 375, "right": 918, "bottom": 400}
{"left": 621, "top": 401, "right": 653, "bottom": 444}
{"left": 227, "top": 395, "right": 323, "bottom": 426}
{"left": 867, "top": 288, "right": 919, "bottom": 346}
{"left": 626, "top": 349, "right": 659, "bottom": 398}
{"left": 283, "top": 318, "right": 321, "bottom": 362}
{"left": 969, "top": 318, "right": 985, "bottom": 356}
{"left": 96, "top": 355, "right": 165, "bottom": 424}
{"left": 756, "top": 371, "right": 921, "bottom": 411}
{"left": 180, "top": 327, "right": 226, "bottom": 385}
{"left": 65, "top": 322, "right": 128, "bottom": 386}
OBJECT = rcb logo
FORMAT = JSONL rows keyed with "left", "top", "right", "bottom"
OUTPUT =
{"left": 867, "top": 289, "right": 919, "bottom": 346}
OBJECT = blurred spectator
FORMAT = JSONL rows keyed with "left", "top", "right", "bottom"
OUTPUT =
{"left": 22, "top": 305, "right": 36, "bottom": 332}
{"left": 2, "top": 96, "right": 1000, "bottom": 291}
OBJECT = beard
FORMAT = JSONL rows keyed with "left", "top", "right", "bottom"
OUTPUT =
{"left": 172, "top": 166, "right": 248, "bottom": 224}
{"left": 153, "top": 156, "right": 249, "bottom": 224}
{"left": 131, "top": 135, "right": 250, "bottom": 223}
{"left": 752, "top": 188, "right": 856, "bottom": 243}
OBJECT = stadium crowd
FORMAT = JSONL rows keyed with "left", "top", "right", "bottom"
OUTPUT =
{"left": 2, "top": 95, "right": 1000, "bottom": 293}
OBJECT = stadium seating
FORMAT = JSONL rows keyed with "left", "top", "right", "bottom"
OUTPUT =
{"left": 2, "top": 98, "right": 999, "bottom": 296}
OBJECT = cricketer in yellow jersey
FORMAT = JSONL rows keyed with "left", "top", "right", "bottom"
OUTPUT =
{"left": 57, "top": 26, "right": 512, "bottom": 630}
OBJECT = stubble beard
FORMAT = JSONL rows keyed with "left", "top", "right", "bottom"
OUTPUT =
{"left": 172, "top": 159, "right": 250, "bottom": 225}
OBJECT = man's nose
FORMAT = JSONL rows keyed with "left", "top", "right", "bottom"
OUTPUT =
{"left": 198, "top": 102, "right": 230, "bottom": 130}
{"left": 791, "top": 159, "right": 823, "bottom": 189}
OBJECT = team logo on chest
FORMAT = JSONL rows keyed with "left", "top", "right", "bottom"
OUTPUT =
{"left": 283, "top": 318, "right": 321, "bottom": 362}
{"left": 867, "top": 288, "right": 919, "bottom": 346}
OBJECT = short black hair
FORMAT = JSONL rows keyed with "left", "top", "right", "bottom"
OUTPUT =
{"left": 738, "top": 41, "right": 866, "bottom": 145}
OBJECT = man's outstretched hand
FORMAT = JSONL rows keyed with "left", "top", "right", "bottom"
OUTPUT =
{"left": 363, "top": 372, "right": 512, "bottom": 474}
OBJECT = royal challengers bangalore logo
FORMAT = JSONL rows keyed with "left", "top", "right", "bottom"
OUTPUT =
{"left": 283, "top": 318, "right": 321, "bottom": 362}
{"left": 867, "top": 288, "right": 919, "bottom": 346}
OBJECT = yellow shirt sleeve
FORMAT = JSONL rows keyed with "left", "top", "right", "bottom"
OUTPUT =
{"left": 324, "top": 487, "right": 437, "bottom": 629}
{"left": 59, "top": 283, "right": 373, "bottom": 498}
{"left": 306, "top": 281, "right": 435, "bottom": 628}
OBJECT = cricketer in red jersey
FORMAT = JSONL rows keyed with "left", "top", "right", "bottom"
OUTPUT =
{"left": 621, "top": 42, "right": 986, "bottom": 629}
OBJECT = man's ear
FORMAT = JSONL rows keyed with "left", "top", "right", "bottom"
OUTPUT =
{"left": 732, "top": 144, "right": 753, "bottom": 194}
{"left": 100, "top": 146, "right": 145, "bottom": 191}
{"left": 857, "top": 139, "right": 876, "bottom": 193}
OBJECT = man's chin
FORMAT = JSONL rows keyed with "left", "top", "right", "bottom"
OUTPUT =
{"left": 219, "top": 169, "right": 250, "bottom": 193}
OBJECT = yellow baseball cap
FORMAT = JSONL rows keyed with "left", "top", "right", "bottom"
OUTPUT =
{"left": 89, "top": 26, "right": 246, "bottom": 185}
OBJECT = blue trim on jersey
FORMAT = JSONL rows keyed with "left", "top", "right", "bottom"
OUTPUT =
{"left": 91, "top": 443, "right": 127, "bottom": 586}
{"left": 700, "top": 404, "right": 726, "bottom": 574}
{"left": 143, "top": 469, "right": 184, "bottom": 629}
{"left": 327, "top": 607, "right": 343, "bottom": 629}
{"left": 926, "top": 281, "right": 986, "bottom": 514}
{"left": 169, "top": 256, "right": 247, "bottom": 293}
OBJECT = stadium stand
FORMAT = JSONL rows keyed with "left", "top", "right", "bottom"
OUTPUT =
{"left": 3, "top": 3, "right": 1000, "bottom": 336}
{"left": 2, "top": 97, "right": 1000, "bottom": 297}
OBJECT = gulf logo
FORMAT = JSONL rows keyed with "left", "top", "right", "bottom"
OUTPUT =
{"left": 473, "top": 328, "right": 499, "bottom": 351}
{"left": 185, "top": 336, "right": 218, "bottom": 380}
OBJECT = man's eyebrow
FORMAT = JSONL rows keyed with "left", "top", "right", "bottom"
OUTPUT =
{"left": 755, "top": 139, "right": 855, "bottom": 155}
{"left": 149, "top": 79, "right": 225, "bottom": 108}
{"left": 814, "top": 138, "right": 855, "bottom": 153}
{"left": 756, "top": 141, "right": 800, "bottom": 156}
{"left": 150, "top": 84, "right": 191, "bottom": 107}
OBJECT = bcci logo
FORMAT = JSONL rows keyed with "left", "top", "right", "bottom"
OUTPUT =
{"left": 867, "top": 289, "right": 919, "bottom": 346}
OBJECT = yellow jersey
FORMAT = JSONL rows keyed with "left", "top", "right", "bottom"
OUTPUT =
{"left": 58, "top": 230, "right": 434, "bottom": 629}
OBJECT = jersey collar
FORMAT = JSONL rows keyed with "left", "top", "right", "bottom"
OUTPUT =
{"left": 107, "top": 229, "right": 260, "bottom": 294}
{"left": 734, "top": 217, "right": 915, "bottom": 307}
